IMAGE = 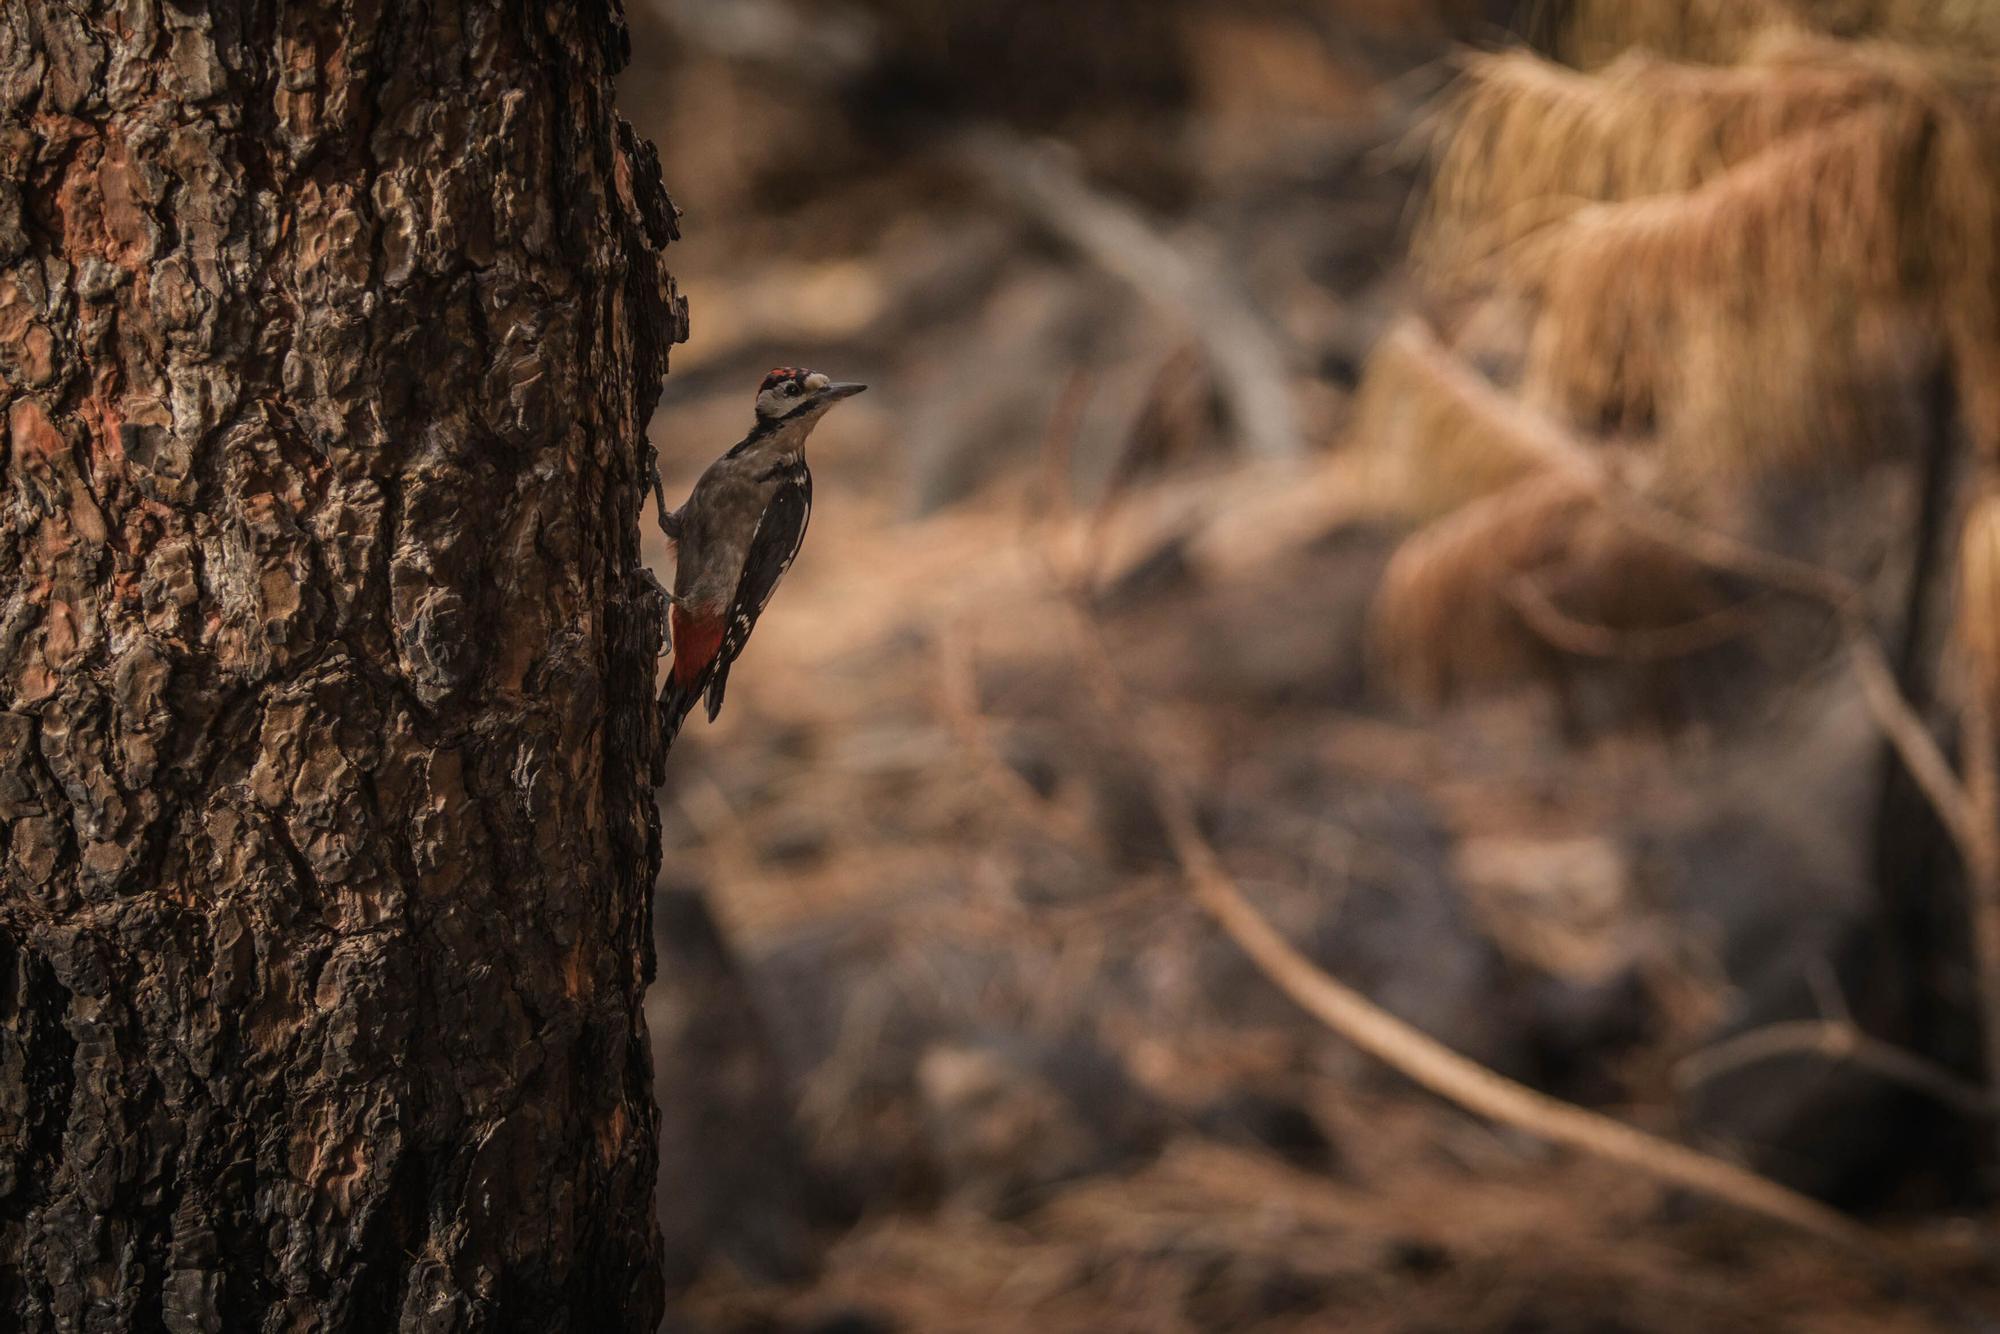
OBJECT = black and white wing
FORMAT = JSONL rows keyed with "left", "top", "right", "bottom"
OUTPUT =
{"left": 702, "top": 464, "right": 812, "bottom": 721}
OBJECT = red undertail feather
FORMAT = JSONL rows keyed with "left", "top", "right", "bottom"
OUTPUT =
{"left": 670, "top": 606, "right": 724, "bottom": 689}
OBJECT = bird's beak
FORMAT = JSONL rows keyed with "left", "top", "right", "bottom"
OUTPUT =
{"left": 820, "top": 381, "right": 867, "bottom": 402}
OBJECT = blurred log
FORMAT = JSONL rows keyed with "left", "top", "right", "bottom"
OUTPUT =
{"left": 0, "top": 3, "right": 686, "bottom": 1327}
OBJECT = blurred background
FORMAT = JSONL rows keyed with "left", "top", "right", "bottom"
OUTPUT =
{"left": 618, "top": 2, "right": 2000, "bottom": 1329}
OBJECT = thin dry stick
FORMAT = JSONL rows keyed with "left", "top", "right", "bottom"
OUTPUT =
{"left": 1080, "top": 344, "right": 1207, "bottom": 581}
{"left": 1502, "top": 573, "right": 1765, "bottom": 661}
{"left": 1675, "top": 1019, "right": 1997, "bottom": 1120}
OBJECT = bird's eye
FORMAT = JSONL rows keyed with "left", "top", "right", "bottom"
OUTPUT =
{"left": 785, "top": 382, "right": 803, "bottom": 396}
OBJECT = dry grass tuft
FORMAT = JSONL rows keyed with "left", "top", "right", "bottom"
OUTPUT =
{"left": 1419, "top": 32, "right": 2000, "bottom": 468}
{"left": 1804, "top": 0, "right": 2000, "bottom": 57}
{"left": 1544, "top": 0, "right": 2000, "bottom": 67}
{"left": 1502, "top": 99, "right": 1990, "bottom": 470}
{"left": 1540, "top": 0, "right": 1812, "bottom": 68}
{"left": 1368, "top": 464, "right": 1721, "bottom": 705}
{"left": 1417, "top": 42, "right": 1923, "bottom": 269}
{"left": 1364, "top": 4, "right": 2000, "bottom": 705}
{"left": 1347, "top": 320, "right": 1559, "bottom": 516}
{"left": 1370, "top": 471, "right": 1595, "bottom": 703}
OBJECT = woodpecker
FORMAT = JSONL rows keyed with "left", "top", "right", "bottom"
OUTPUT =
{"left": 659, "top": 366, "right": 866, "bottom": 740}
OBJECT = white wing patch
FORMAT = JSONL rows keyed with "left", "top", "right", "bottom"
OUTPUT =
{"left": 709, "top": 465, "right": 812, "bottom": 709}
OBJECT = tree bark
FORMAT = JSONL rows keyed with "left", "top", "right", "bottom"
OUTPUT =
{"left": 0, "top": 2, "right": 686, "bottom": 1329}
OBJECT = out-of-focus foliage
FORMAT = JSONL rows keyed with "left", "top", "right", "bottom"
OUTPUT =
{"left": 1358, "top": 3, "right": 2000, "bottom": 702}
{"left": 1545, "top": 0, "right": 2000, "bottom": 67}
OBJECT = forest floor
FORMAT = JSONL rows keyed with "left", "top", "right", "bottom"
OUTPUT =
{"left": 647, "top": 476, "right": 2000, "bottom": 1334}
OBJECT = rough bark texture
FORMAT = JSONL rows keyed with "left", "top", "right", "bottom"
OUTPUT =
{"left": 0, "top": 2, "right": 687, "bottom": 1329}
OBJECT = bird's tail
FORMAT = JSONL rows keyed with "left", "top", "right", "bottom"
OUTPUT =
{"left": 660, "top": 675, "right": 701, "bottom": 747}
{"left": 662, "top": 604, "right": 724, "bottom": 747}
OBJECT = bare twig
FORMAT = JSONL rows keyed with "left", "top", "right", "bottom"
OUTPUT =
{"left": 1863, "top": 639, "right": 1985, "bottom": 846}
{"left": 1034, "top": 370, "right": 1099, "bottom": 565}
{"left": 1675, "top": 1019, "right": 1998, "bottom": 1120}
{"left": 1604, "top": 465, "right": 1983, "bottom": 871}
{"left": 1502, "top": 573, "right": 1764, "bottom": 661}
{"left": 958, "top": 130, "right": 1304, "bottom": 460}
{"left": 1080, "top": 344, "right": 1208, "bottom": 580}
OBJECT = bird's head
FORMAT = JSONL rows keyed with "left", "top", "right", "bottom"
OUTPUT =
{"left": 754, "top": 366, "right": 867, "bottom": 426}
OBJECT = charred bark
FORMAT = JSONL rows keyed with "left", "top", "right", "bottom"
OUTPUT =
{"left": 0, "top": 2, "right": 688, "bottom": 1329}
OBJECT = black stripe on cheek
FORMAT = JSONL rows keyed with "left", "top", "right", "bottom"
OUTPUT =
{"left": 727, "top": 419, "right": 779, "bottom": 457}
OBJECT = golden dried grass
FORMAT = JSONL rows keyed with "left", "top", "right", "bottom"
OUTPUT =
{"left": 1368, "top": 462, "right": 1717, "bottom": 704}
{"left": 1545, "top": 0, "right": 2000, "bottom": 67}
{"left": 1500, "top": 98, "right": 1995, "bottom": 470}
{"left": 1959, "top": 490, "right": 2000, "bottom": 709}
{"left": 1370, "top": 470, "right": 1591, "bottom": 702}
{"left": 1417, "top": 42, "right": 1919, "bottom": 269}
{"left": 1348, "top": 320, "right": 1558, "bottom": 516}
{"left": 1419, "top": 30, "right": 2000, "bottom": 467}
{"left": 1542, "top": 0, "right": 1812, "bottom": 68}
{"left": 1792, "top": 0, "right": 2000, "bottom": 56}
{"left": 1864, "top": 0, "right": 2000, "bottom": 56}
{"left": 1367, "top": 12, "right": 2000, "bottom": 704}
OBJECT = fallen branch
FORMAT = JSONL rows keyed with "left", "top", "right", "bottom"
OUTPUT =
{"left": 958, "top": 129, "right": 1304, "bottom": 461}
{"left": 1675, "top": 1019, "right": 1998, "bottom": 1121}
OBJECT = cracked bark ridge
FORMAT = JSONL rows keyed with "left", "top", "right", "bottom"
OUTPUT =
{"left": 0, "top": 2, "right": 688, "bottom": 1329}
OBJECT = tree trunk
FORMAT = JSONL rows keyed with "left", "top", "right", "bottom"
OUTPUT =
{"left": 0, "top": 2, "right": 686, "bottom": 1329}
{"left": 1869, "top": 365, "right": 1990, "bottom": 1198}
